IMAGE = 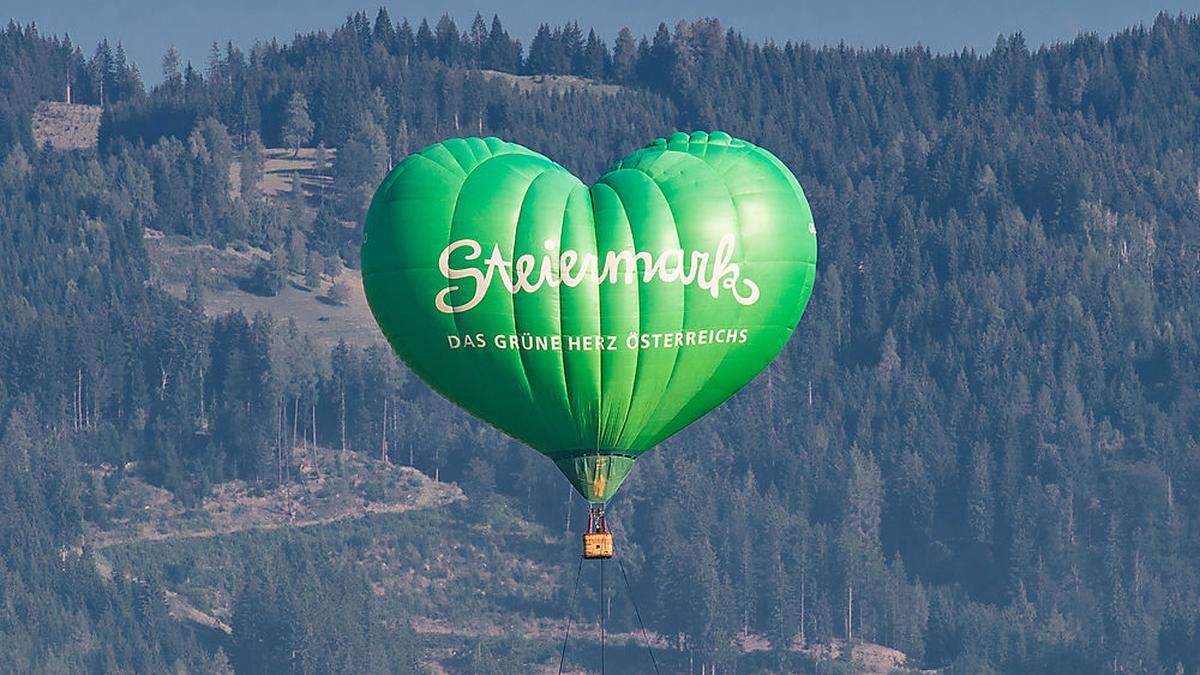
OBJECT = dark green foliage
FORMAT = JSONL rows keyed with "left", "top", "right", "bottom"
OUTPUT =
{"left": 238, "top": 131, "right": 264, "bottom": 203}
{"left": 0, "top": 417, "right": 219, "bottom": 670}
{"left": 332, "top": 115, "right": 388, "bottom": 220}
{"left": 229, "top": 541, "right": 405, "bottom": 673}
{"left": 247, "top": 256, "right": 284, "bottom": 296}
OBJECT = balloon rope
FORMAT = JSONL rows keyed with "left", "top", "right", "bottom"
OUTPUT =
{"left": 558, "top": 555, "right": 584, "bottom": 675}
{"left": 600, "top": 557, "right": 606, "bottom": 675}
{"left": 618, "top": 556, "right": 661, "bottom": 675}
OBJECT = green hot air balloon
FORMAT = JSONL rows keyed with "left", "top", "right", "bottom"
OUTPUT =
{"left": 362, "top": 131, "right": 816, "bottom": 554}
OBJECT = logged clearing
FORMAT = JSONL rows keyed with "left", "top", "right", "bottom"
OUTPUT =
{"left": 87, "top": 453, "right": 463, "bottom": 549}
{"left": 478, "top": 69, "right": 625, "bottom": 97}
{"left": 410, "top": 617, "right": 917, "bottom": 674}
{"left": 166, "top": 589, "right": 232, "bottom": 635}
{"left": 92, "top": 451, "right": 918, "bottom": 673}
{"left": 797, "top": 639, "right": 916, "bottom": 673}
{"left": 31, "top": 101, "right": 102, "bottom": 150}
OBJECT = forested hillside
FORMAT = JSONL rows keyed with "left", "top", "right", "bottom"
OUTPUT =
{"left": 1, "top": 11, "right": 1199, "bottom": 672}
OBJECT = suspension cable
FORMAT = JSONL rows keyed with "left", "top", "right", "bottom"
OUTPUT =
{"left": 600, "top": 557, "right": 606, "bottom": 674}
{"left": 618, "top": 555, "right": 661, "bottom": 675}
{"left": 558, "top": 555, "right": 585, "bottom": 675}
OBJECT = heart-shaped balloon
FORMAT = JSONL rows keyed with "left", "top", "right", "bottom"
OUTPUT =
{"left": 362, "top": 131, "right": 816, "bottom": 503}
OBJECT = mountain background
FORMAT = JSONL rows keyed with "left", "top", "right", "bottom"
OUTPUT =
{"left": 1, "top": 8, "right": 1199, "bottom": 673}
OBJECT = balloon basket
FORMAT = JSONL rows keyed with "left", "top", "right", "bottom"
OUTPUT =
{"left": 582, "top": 507, "right": 614, "bottom": 559}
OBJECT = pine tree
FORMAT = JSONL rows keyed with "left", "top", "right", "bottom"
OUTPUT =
{"left": 372, "top": 8, "right": 395, "bottom": 48}
{"left": 434, "top": 14, "right": 461, "bottom": 64}
{"left": 468, "top": 13, "right": 488, "bottom": 66}
{"left": 304, "top": 250, "right": 322, "bottom": 289}
{"left": 612, "top": 27, "right": 637, "bottom": 82}
{"left": 239, "top": 131, "right": 265, "bottom": 202}
{"left": 161, "top": 46, "right": 182, "bottom": 86}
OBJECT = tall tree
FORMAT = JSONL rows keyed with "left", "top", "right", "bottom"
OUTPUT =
{"left": 282, "top": 91, "right": 314, "bottom": 158}
{"left": 239, "top": 131, "right": 265, "bottom": 203}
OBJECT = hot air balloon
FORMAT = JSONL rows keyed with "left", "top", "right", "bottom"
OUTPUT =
{"left": 361, "top": 131, "right": 816, "bottom": 558}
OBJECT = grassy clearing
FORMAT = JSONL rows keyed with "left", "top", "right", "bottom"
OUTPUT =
{"left": 478, "top": 70, "right": 625, "bottom": 97}
{"left": 230, "top": 146, "right": 336, "bottom": 200}
{"left": 146, "top": 230, "right": 383, "bottom": 348}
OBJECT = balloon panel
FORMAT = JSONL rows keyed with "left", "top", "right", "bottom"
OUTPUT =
{"left": 362, "top": 132, "right": 816, "bottom": 502}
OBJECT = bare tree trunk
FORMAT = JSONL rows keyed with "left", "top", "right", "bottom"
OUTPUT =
{"left": 564, "top": 485, "right": 573, "bottom": 534}
{"left": 93, "top": 375, "right": 99, "bottom": 429}
{"left": 381, "top": 398, "right": 389, "bottom": 463}
{"left": 339, "top": 386, "right": 346, "bottom": 454}
{"left": 1134, "top": 550, "right": 1143, "bottom": 597}
{"left": 75, "top": 369, "right": 82, "bottom": 431}
{"left": 282, "top": 405, "right": 290, "bottom": 488}
{"left": 392, "top": 401, "right": 400, "bottom": 463}
{"left": 311, "top": 401, "right": 320, "bottom": 478}
{"left": 799, "top": 571, "right": 807, "bottom": 647}
{"left": 276, "top": 399, "right": 283, "bottom": 486}
{"left": 292, "top": 396, "right": 299, "bottom": 472}
{"left": 847, "top": 584, "right": 853, "bottom": 642}
{"left": 83, "top": 372, "right": 91, "bottom": 429}
{"left": 277, "top": 398, "right": 292, "bottom": 520}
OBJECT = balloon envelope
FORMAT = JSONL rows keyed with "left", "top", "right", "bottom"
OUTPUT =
{"left": 362, "top": 131, "right": 816, "bottom": 503}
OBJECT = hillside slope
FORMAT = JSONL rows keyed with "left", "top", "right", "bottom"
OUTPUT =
{"left": 145, "top": 229, "right": 382, "bottom": 348}
{"left": 93, "top": 472, "right": 917, "bottom": 673}
{"left": 87, "top": 454, "right": 461, "bottom": 549}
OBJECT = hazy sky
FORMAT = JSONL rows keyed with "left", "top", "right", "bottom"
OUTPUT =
{"left": 8, "top": 0, "right": 1200, "bottom": 83}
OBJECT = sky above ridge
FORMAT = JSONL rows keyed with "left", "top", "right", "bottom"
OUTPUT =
{"left": 7, "top": 0, "right": 1200, "bottom": 83}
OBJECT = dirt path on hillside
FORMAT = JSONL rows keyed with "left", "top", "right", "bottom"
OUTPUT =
{"left": 88, "top": 461, "right": 463, "bottom": 550}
